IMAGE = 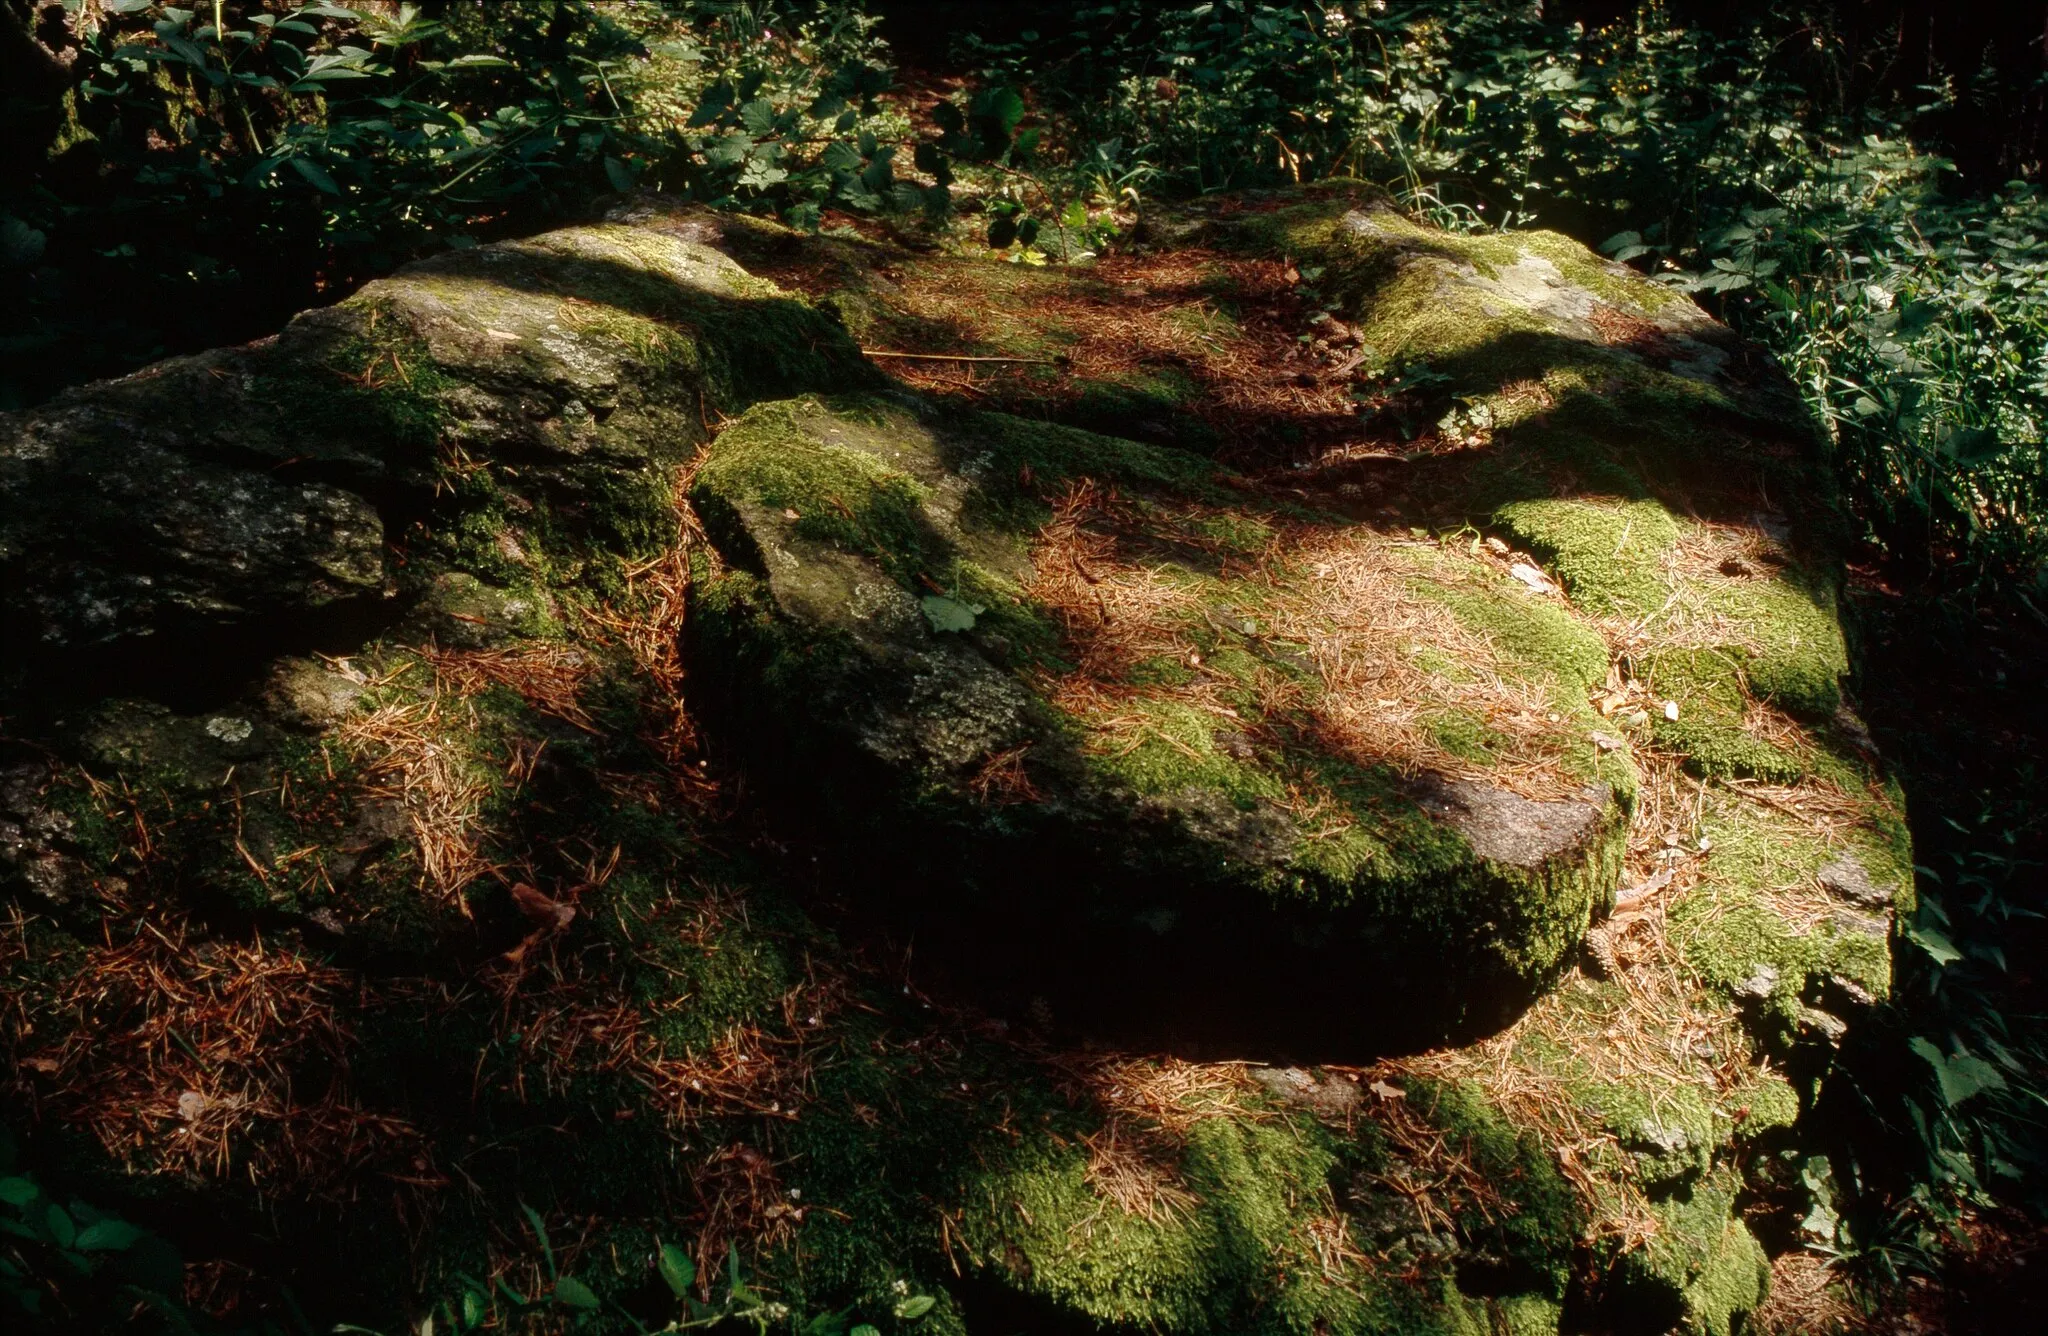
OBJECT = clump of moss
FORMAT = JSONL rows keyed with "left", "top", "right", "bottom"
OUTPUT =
{"left": 694, "top": 397, "right": 942, "bottom": 584}
{"left": 1614, "top": 1169, "right": 1770, "bottom": 1336}
{"left": 1640, "top": 648, "right": 1807, "bottom": 783}
{"left": 604, "top": 874, "right": 796, "bottom": 1057}
{"left": 1654, "top": 713, "right": 1805, "bottom": 785}
{"left": 1698, "top": 573, "right": 1848, "bottom": 718}
{"left": 1409, "top": 1080, "right": 1583, "bottom": 1301}
{"left": 1496, "top": 498, "right": 1679, "bottom": 618}
{"left": 1428, "top": 581, "right": 1610, "bottom": 691}
{"left": 1666, "top": 800, "right": 1895, "bottom": 1010}
{"left": 1088, "top": 698, "right": 1285, "bottom": 808}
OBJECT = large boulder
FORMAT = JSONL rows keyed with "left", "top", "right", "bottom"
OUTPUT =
{"left": 680, "top": 187, "right": 1912, "bottom": 1334}
{"left": 0, "top": 188, "right": 1910, "bottom": 1336}
{"left": 0, "top": 205, "right": 868, "bottom": 698}
{"left": 688, "top": 392, "right": 1630, "bottom": 1049}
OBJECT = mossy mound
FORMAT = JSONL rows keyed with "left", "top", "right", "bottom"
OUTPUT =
{"left": 688, "top": 393, "right": 1631, "bottom": 1049}
{"left": 0, "top": 188, "right": 1911, "bottom": 1336}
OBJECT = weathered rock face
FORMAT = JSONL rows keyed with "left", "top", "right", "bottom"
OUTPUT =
{"left": 0, "top": 187, "right": 1911, "bottom": 1336}
{"left": 688, "top": 393, "right": 1630, "bottom": 1048}
{"left": 0, "top": 207, "right": 868, "bottom": 695}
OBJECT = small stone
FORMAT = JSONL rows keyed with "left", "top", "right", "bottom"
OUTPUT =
{"left": 1818, "top": 854, "right": 1895, "bottom": 910}
{"left": 1733, "top": 963, "right": 1779, "bottom": 1001}
{"left": 1591, "top": 731, "right": 1625, "bottom": 752}
{"left": 1662, "top": 700, "right": 1680, "bottom": 721}
{"left": 1796, "top": 1005, "right": 1848, "bottom": 1043}
{"left": 1634, "top": 1120, "right": 1693, "bottom": 1157}
{"left": 1819, "top": 973, "right": 1877, "bottom": 1009}
{"left": 1253, "top": 1066, "right": 1363, "bottom": 1116}
{"left": 1830, "top": 907, "right": 1890, "bottom": 940}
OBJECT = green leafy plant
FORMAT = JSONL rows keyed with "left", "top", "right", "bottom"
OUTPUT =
{"left": 0, "top": 1129, "right": 190, "bottom": 1329}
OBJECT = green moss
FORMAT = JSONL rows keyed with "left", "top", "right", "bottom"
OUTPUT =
{"left": 607, "top": 876, "right": 794, "bottom": 1056}
{"left": 1410, "top": 1080, "right": 1582, "bottom": 1300}
{"left": 1187, "top": 511, "right": 1277, "bottom": 554}
{"left": 1616, "top": 1169, "right": 1769, "bottom": 1336}
{"left": 1486, "top": 1294, "right": 1564, "bottom": 1336}
{"left": 962, "top": 410, "right": 1223, "bottom": 507}
{"left": 1732, "top": 1071, "right": 1801, "bottom": 1139}
{"left": 1653, "top": 712, "right": 1805, "bottom": 784}
{"left": 1668, "top": 801, "right": 1894, "bottom": 1005}
{"left": 1428, "top": 708, "right": 1510, "bottom": 763}
{"left": 1495, "top": 498, "right": 1679, "bottom": 618}
{"left": 696, "top": 398, "right": 941, "bottom": 583}
{"left": 946, "top": 558, "right": 1068, "bottom": 670}
{"left": 1700, "top": 573, "right": 1848, "bottom": 717}
{"left": 1428, "top": 582, "right": 1610, "bottom": 690}
{"left": 1090, "top": 699, "right": 1284, "bottom": 808}
{"left": 1576, "top": 1079, "right": 1719, "bottom": 1189}
{"left": 278, "top": 313, "right": 452, "bottom": 455}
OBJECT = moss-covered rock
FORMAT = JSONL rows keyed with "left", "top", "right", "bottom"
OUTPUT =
{"left": 0, "top": 186, "right": 1911, "bottom": 1336}
{"left": 0, "top": 205, "right": 870, "bottom": 699}
{"left": 689, "top": 393, "right": 1630, "bottom": 1047}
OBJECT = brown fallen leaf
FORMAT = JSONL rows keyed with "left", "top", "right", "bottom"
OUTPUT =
{"left": 510, "top": 881, "right": 575, "bottom": 931}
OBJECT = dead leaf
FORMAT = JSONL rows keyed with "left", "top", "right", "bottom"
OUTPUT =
{"left": 510, "top": 881, "right": 575, "bottom": 931}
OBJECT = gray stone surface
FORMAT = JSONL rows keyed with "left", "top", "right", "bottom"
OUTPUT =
{"left": 1818, "top": 853, "right": 1897, "bottom": 910}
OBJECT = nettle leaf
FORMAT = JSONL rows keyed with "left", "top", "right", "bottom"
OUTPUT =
{"left": 738, "top": 98, "right": 778, "bottom": 137}
{"left": 1907, "top": 920, "right": 1962, "bottom": 964}
{"left": 689, "top": 82, "right": 735, "bottom": 127}
{"left": 657, "top": 1242, "right": 695, "bottom": 1297}
{"left": 1938, "top": 426, "right": 2012, "bottom": 466}
{"left": 75, "top": 1219, "right": 144, "bottom": 1252}
{"left": 0, "top": 217, "right": 46, "bottom": 269}
{"left": 920, "top": 596, "right": 981, "bottom": 633}
{"left": 0, "top": 1176, "right": 38, "bottom": 1207}
{"left": 553, "top": 1276, "right": 601, "bottom": 1311}
{"left": 703, "top": 134, "right": 751, "bottom": 168}
{"left": 806, "top": 1309, "right": 851, "bottom": 1336}
{"left": 290, "top": 155, "right": 342, "bottom": 195}
{"left": 1910, "top": 1036, "right": 2008, "bottom": 1107}
{"left": 894, "top": 1295, "right": 937, "bottom": 1321}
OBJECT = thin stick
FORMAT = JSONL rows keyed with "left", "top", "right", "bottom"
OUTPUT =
{"left": 861, "top": 350, "right": 1062, "bottom": 365}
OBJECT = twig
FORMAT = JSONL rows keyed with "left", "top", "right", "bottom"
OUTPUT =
{"left": 861, "top": 350, "right": 1062, "bottom": 365}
